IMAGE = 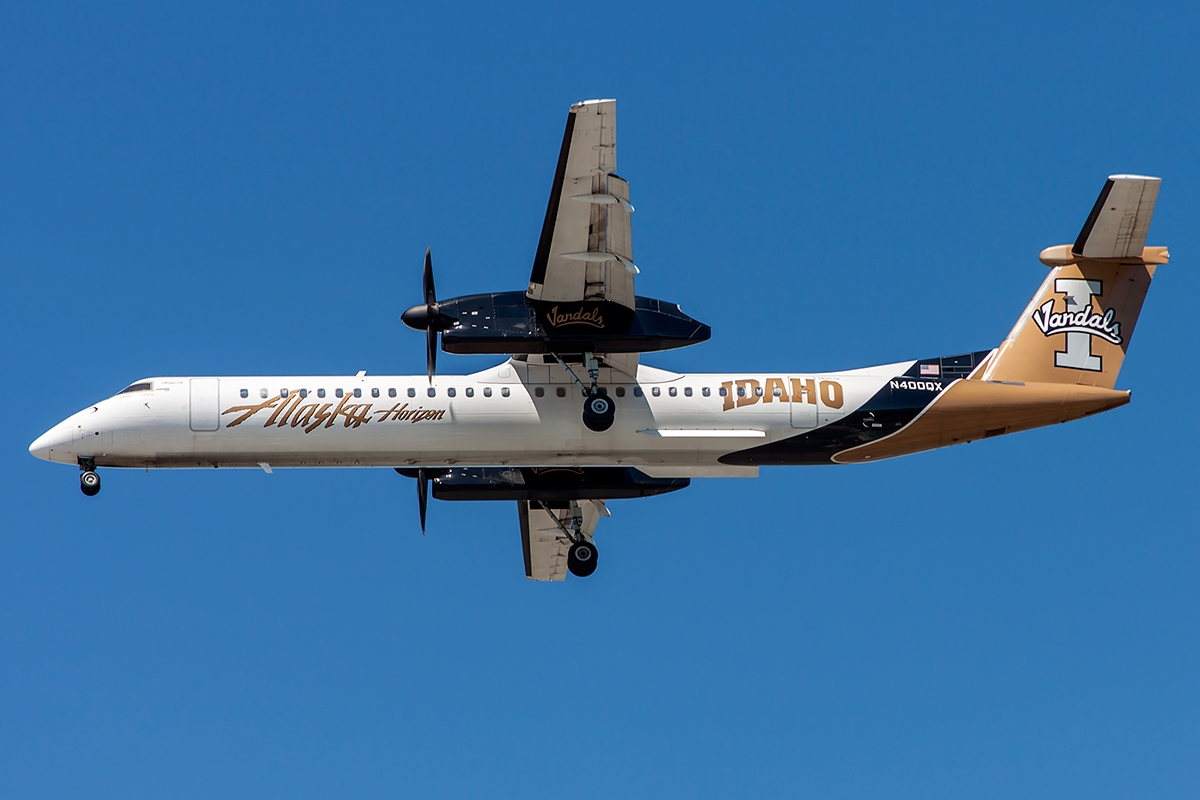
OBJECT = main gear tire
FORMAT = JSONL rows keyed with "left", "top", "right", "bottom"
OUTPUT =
{"left": 582, "top": 393, "right": 615, "bottom": 432}
{"left": 80, "top": 470, "right": 101, "bottom": 497}
{"left": 567, "top": 540, "right": 598, "bottom": 577}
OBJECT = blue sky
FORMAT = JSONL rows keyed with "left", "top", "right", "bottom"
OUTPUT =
{"left": 3, "top": 1, "right": 1199, "bottom": 797}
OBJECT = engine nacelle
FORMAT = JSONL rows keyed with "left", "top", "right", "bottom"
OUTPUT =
{"left": 427, "top": 466, "right": 689, "bottom": 502}
{"left": 433, "top": 292, "right": 710, "bottom": 355}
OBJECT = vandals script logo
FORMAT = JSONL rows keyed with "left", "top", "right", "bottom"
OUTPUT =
{"left": 1031, "top": 278, "right": 1122, "bottom": 372}
{"left": 545, "top": 305, "right": 604, "bottom": 329}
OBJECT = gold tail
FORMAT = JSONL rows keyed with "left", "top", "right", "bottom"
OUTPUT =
{"left": 979, "top": 175, "right": 1166, "bottom": 389}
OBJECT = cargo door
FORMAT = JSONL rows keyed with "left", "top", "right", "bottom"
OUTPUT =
{"left": 189, "top": 378, "right": 220, "bottom": 431}
{"left": 789, "top": 376, "right": 817, "bottom": 429}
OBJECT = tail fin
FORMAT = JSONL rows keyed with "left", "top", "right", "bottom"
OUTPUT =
{"left": 980, "top": 175, "right": 1167, "bottom": 389}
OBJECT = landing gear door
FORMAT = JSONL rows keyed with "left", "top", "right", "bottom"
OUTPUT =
{"left": 789, "top": 377, "right": 817, "bottom": 429}
{"left": 190, "top": 378, "right": 220, "bottom": 432}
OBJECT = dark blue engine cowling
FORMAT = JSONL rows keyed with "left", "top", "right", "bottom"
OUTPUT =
{"left": 429, "top": 467, "right": 690, "bottom": 502}
{"left": 434, "top": 291, "right": 710, "bottom": 355}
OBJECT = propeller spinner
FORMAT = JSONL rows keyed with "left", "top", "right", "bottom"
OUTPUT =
{"left": 401, "top": 248, "right": 453, "bottom": 381}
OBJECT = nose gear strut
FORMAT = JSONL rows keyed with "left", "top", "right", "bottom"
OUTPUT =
{"left": 78, "top": 457, "right": 100, "bottom": 497}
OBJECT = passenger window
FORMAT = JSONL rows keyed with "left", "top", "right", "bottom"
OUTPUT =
{"left": 557, "top": 387, "right": 566, "bottom": 397}
{"left": 281, "top": 389, "right": 289, "bottom": 398}
{"left": 484, "top": 387, "right": 493, "bottom": 397}
{"left": 371, "top": 388, "right": 380, "bottom": 398}
{"left": 754, "top": 386, "right": 763, "bottom": 397}
{"left": 615, "top": 387, "right": 625, "bottom": 398}
{"left": 501, "top": 387, "right": 510, "bottom": 397}
{"left": 388, "top": 388, "right": 397, "bottom": 398}
{"left": 685, "top": 387, "right": 693, "bottom": 397}
{"left": 772, "top": 387, "right": 783, "bottom": 397}
{"left": 353, "top": 388, "right": 362, "bottom": 398}
{"left": 634, "top": 387, "right": 643, "bottom": 398}
{"left": 448, "top": 388, "right": 456, "bottom": 397}
{"left": 466, "top": 387, "right": 474, "bottom": 397}
{"left": 427, "top": 388, "right": 436, "bottom": 397}
{"left": 652, "top": 387, "right": 661, "bottom": 397}
{"left": 535, "top": 387, "right": 544, "bottom": 397}
{"left": 408, "top": 388, "right": 416, "bottom": 398}
{"left": 318, "top": 388, "right": 326, "bottom": 399}
{"left": 336, "top": 389, "right": 344, "bottom": 398}
{"left": 669, "top": 387, "right": 677, "bottom": 397}
{"left": 703, "top": 387, "right": 711, "bottom": 397}
{"left": 260, "top": 388, "right": 269, "bottom": 399}
{"left": 299, "top": 389, "right": 308, "bottom": 399}
{"left": 736, "top": 387, "right": 745, "bottom": 397}
{"left": 240, "top": 389, "right": 248, "bottom": 398}
{"left": 719, "top": 387, "right": 728, "bottom": 397}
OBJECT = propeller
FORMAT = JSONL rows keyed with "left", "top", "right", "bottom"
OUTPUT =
{"left": 417, "top": 467, "right": 429, "bottom": 535}
{"left": 394, "top": 467, "right": 430, "bottom": 534}
{"left": 401, "top": 248, "right": 451, "bottom": 382}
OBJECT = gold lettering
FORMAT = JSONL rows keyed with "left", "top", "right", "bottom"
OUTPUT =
{"left": 222, "top": 396, "right": 282, "bottom": 428}
{"left": 721, "top": 381, "right": 734, "bottom": 411}
{"left": 764, "top": 378, "right": 787, "bottom": 403}
{"left": 820, "top": 380, "right": 844, "bottom": 409}
{"left": 292, "top": 403, "right": 317, "bottom": 428}
{"left": 374, "top": 402, "right": 404, "bottom": 422}
{"left": 546, "top": 305, "right": 604, "bottom": 329}
{"left": 735, "top": 379, "right": 760, "bottom": 408}
{"left": 790, "top": 378, "right": 816, "bottom": 405}
{"left": 268, "top": 392, "right": 303, "bottom": 427}
{"left": 336, "top": 403, "right": 372, "bottom": 428}
{"left": 305, "top": 403, "right": 335, "bottom": 433}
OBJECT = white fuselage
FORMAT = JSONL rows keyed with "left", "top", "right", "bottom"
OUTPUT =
{"left": 29, "top": 359, "right": 913, "bottom": 475}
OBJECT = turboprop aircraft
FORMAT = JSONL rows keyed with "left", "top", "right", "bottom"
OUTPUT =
{"left": 29, "top": 99, "right": 1168, "bottom": 581}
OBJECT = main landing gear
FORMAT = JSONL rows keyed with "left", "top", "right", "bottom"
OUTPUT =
{"left": 567, "top": 540, "right": 598, "bottom": 577}
{"left": 552, "top": 352, "right": 616, "bottom": 432}
{"left": 79, "top": 458, "right": 100, "bottom": 497}
{"left": 582, "top": 393, "right": 615, "bottom": 432}
{"left": 537, "top": 500, "right": 599, "bottom": 578}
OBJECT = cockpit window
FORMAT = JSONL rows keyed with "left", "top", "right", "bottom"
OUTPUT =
{"left": 118, "top": 381, "right": 153, "bottom": 394}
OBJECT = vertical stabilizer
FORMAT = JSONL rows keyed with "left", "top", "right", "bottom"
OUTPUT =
{"left": 980, "top": 175, "right": 1166, "bottom": 389}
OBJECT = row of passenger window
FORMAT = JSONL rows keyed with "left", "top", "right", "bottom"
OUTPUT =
{"left": 239, "top": 386, "right": 512, "bottom": 400}
{"left": 237, "top": 385, "right": 764, "bottom": 400}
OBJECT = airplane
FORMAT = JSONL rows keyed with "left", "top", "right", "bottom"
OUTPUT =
{"left": 29, "top": 99, "right": 1168, "bottom": 581}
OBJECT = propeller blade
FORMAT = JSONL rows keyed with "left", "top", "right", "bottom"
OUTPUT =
{"left": 422, "top": 247, "right": 436, "bottom": 306}
{"left": 426, "top": 326, "right": 437, "bottom": 382}
{"left": 417, "top": 467, "right": 428, "bottom": 535}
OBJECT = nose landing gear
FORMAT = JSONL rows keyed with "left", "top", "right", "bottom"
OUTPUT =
{"left": 79, "top": 458, "right": 100, "bottom": 497}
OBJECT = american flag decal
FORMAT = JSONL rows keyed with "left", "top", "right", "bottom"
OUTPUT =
{"left": 920, "top": 364, "right": 940, "bottom": 377}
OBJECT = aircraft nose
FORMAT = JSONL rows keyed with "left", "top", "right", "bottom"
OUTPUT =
{"left": 29, "top": 424, "right": 72, "bottom": 462}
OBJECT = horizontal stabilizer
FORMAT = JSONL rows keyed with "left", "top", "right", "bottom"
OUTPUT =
{"left": 1073, "top": 175, "right": 1160, "bottom": 259}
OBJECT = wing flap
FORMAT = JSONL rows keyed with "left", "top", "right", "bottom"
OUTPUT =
{"left": 528, "top": 100, "right": 635, "bottom": 309}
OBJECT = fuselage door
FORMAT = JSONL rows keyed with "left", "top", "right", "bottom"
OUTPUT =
{"left": 189, "top": 378, "right": 220, "bottom": 432}
{"left": 789, "top": 376, "right": 817, "bottom": 429}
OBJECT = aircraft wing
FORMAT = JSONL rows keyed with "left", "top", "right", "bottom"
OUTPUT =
{"left": 525, "top": 99, "right": 639, "bottom": 379}
{"left": 527, "top": 99, "right": 636, "bottom": 311}
{"left": 517, "top": 499, "right": 607, "bottom": 581}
